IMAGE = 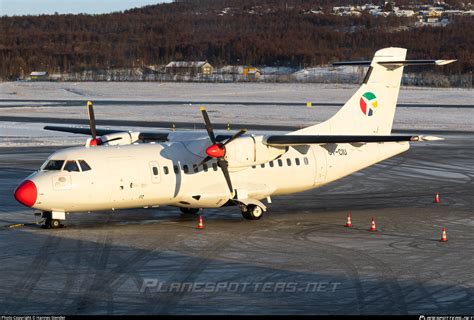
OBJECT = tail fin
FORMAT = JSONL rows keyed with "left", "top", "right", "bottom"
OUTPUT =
{"left": 294, "top": 47, "right": 407, "bottom": 135}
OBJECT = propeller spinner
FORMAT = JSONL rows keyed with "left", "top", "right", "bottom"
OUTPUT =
{"left": 199, "top": 107, "right": 246, "bottom": 195}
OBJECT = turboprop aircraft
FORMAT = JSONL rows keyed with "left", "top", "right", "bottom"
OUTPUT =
{"left": 13, "top": 47, "right": 454, "bottom": 228}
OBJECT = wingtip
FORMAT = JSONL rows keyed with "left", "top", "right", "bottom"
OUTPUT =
{"left": 87, "top": 100, "right": 93, "bottom": 107}
{"left": 200, "top": 106, "right": 206, "bottom": 111}
{"left": 420, "top": 135, "right": 445, "bottom": 141}
{"left": 435, "top": 59, "right": 457, "bottom": 66}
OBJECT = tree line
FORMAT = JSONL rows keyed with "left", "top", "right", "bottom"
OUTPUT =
{"left": 0, "top": 0, "right": 472, "bottom": 80}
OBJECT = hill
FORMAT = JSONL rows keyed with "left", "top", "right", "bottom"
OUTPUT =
{"left": 0, "top": 0, "right": 472, "bottom": 81}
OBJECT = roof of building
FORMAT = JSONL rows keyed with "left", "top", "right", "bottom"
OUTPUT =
{"left": 165, "top": 61, "right": 210, "bottom": 68}
{"left": 30, "top": 71, "right": 48, "bottom": 76}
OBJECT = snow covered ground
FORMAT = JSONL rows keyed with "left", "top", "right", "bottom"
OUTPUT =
{"left": 0, "top": 82, "right": 472, "bottom": 147}
{"left": 2, "top": 81, "right": 473, "bottom": 105}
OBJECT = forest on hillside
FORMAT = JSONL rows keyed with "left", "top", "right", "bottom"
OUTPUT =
{"left": 0, "top": 0, "right": 472, "bottom": 80}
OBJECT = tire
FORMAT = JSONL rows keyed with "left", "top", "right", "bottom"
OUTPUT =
{"left": 242, "top": 205, "right": 264, "bottom": 220}
{"left": 50, "top": 219, "right": 61, "bottom": 229}
{"left": 241, "top": 209, "right": 253, "bottom": 220}
{"left": 180, "top": 207, "right": 200, "bottom": 214}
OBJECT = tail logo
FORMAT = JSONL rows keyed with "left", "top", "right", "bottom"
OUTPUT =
{"left": 360, "top": 92, "right": 378, "bottom": 116}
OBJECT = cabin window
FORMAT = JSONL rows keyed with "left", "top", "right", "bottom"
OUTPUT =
{"left": 193, "top": 164, "right": 198, "bottom": 173}
{"left": 64, "top": 160, "right": 80, "bottom": 172}
{"left": 212, "top": 163, "right": 218, "bottom": 171}
{"left": 269, "top": 161, "right": 274, "bottom": 168}
{"left": 163, "top": 166, "right": 169, "bottom": 175}
{"left": 173, "top": 165, "right": 179, "bottom": 174}
{"left": 152, "top": 167, "right": 159, "bottom": 175}
{"left": 295, "top": 158, "right": 300, "bottom": 166}
{"left": 278, "top": 159, "right": 283, "bottom": 167}
{"left": 304, "top": 157, "right": 309, "bottom": 165}
{"left": 286, "top": 158, "right": 292, "bottom": 166}
{"left": 203, "top": 164, "right": 208, "bottom": 172}
{"left": 42, "top": 160, "right": 65, "bottom": 171}
{"left": 78, "top": 160, "right": 91, "bottom": 171}
{"left": 183, "top": 165, "right": 189, "bottom": 174}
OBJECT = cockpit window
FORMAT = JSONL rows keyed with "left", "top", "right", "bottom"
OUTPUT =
{"left": 42, "top": 160, "right": 65, "bottom": 171}
{"left": 64, "top": 160, "right": 80, "bottom": 172}
{"left": 78, "top": 160, "right": 91, "bottom": 171}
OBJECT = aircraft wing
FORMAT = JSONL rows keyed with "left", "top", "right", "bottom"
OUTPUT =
{"left": 44, "top": 125, "right": 170, "bottom": 142}
{"left": 263, "top": 135, "right": 430, "bottom": 146}
{"left": 44, "top": 125, "right": 124, "bottom": 136}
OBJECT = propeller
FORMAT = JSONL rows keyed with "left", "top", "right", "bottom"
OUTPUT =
{"left": 86, "top": 101, "right": 102, "bottom": 146}
{"left": 199, "top": 107, "right": 247, "bottom": 195}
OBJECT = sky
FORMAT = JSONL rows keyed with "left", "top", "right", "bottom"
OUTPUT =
{"left": 1, "top": 0, "right": 172, "bottom": 16}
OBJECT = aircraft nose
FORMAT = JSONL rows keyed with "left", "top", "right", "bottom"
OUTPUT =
{"left": 14, "top": 180, "right": 38, "bottom": 207}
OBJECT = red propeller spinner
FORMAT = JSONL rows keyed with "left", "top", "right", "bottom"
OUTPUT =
{"left": 205, "top": 143, "right": 226, "bottom": 158}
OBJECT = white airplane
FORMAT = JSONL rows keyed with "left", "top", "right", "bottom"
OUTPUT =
{"left": 14, "top": 47, "right": 454, "bottom": 228}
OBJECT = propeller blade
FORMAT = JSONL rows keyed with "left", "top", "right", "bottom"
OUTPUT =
{"left": 198, "top": 156, "right": 213, "bottom": 167}
{"left": 223, "top": 129, "right": 247, "bottom": 146}
{"left": 87, "top": 101, "right": 97, "bottom": 140}
{"left": 217, "top": 158, "right": 234, "bottom": 195}
{"left": 200, "top": 107, "right": 216, "bottom": 144}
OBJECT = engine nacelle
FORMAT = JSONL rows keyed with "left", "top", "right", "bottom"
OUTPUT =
{"left": 225, "top": 135, "right": 286, "bottom": 168}
{"left": 99, "top": 131, "right": 141, "bottom": 146}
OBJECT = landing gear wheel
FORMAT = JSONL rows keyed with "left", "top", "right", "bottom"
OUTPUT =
{"left": 45, "top": 218, "right": 62, "bottom": 229}
{"left": 241, "top": 205, "right": 264, "bottom": 220}
{"left": 180, "top": 208, "right": 200, "bottom": 214}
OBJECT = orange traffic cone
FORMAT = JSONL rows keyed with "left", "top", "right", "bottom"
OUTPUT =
{"left": 434, "top": 192, "right": 440, "bottom": 203}
{"left": 345, "top": 212, "right": 353, "bottom": 227}
{"left": 370, "top": 217, "right": 377, "bottom": 232}
{"left": 197, "top": 215, "right": 204, "bottom": 229}
{"left": 440, "top": 227, "right": 447, "bottom": 242}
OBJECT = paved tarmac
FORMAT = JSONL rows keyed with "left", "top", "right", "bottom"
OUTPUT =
{"left": 1, "top": 98, "right": 473, "bottom": 108}
{"left": 0, "top": 132, "right": 473, "bottom": 315}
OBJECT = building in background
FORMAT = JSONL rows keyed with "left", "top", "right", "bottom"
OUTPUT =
{"left": 29, "top": 71, "right": 49, "bottom": 81}
{"left": 165, "top": 61, "right": 213, "bottom": 76}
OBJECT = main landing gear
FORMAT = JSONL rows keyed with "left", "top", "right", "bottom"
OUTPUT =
{"left": 241, "top": 204, "right": 264, "bottom": 220}
{"left": 180, "top": 207, "right": 200, "bottom": 215}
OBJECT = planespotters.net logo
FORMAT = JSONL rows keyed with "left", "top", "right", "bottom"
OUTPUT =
{"left": 360, "top": 91, "right": 378, "bottom": 116}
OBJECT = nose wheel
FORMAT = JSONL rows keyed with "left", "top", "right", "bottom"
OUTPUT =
{"left": 46, "top": 218, "right": 62, "bottom": 229}
{"left": 40, "top": 212, "right": 64, "bottom": 229}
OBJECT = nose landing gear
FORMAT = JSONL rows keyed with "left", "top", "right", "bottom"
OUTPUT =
{"left": 39, "top": 211, "right": 65, "bottom": 229}
{"left": 45, "top": 218, "right": 62, "bottom": 229}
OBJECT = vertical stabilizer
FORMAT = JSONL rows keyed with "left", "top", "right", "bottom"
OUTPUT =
{"left": 292, "top": 47, "right": 407, "bottom": 135}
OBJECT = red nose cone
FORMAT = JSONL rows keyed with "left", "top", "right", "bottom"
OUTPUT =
{"left": 205, "top": 144, "right": 226, "bottom": 158}
{"left": 14, "top": 180, "right": 37, "bottom": 207}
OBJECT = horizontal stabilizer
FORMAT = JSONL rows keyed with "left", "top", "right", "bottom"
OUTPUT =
{"left": 332, "top": 59, "right": 456, "bottom": 68}
{"left": 264, "top": 135, "right": 420, "bottom": 146}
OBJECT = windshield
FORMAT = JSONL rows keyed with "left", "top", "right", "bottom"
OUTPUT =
{"left": 64, "top": 160, "right": 80, "bottom": 172}
{"left": 42, "top": 160, "right": 65, "bottom": 171}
